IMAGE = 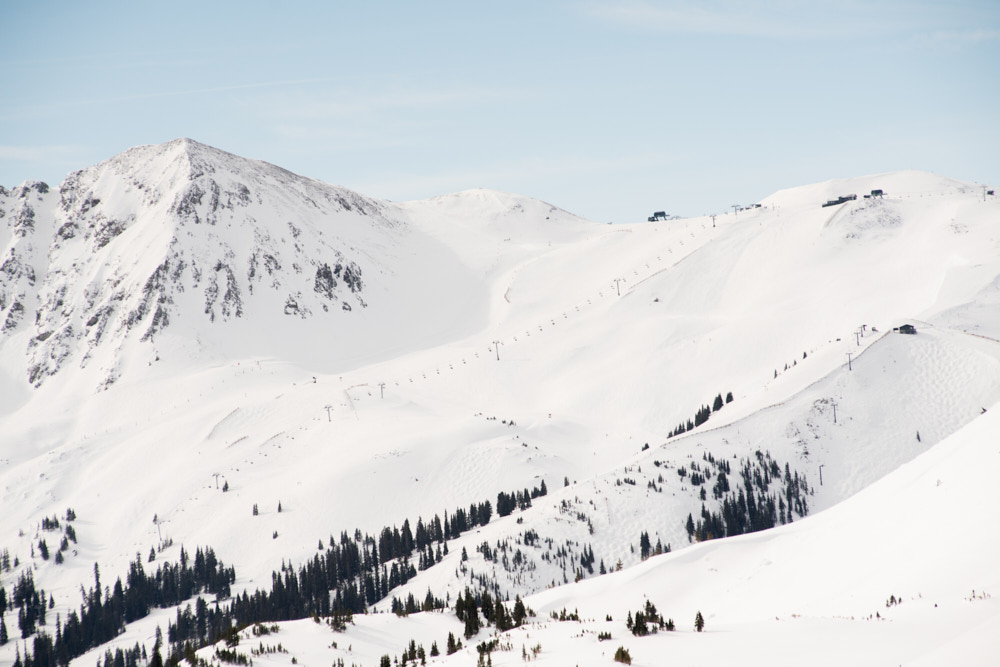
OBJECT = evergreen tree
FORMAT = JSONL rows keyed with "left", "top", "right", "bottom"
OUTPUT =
{"left": 494, "top": 600, "right": 511, "bottom": 632}
{"left": 0, "top": 614, "right": 8, "bottom": 645}
{"left": 694, "top": 405, "right": 711, "bottom": 427}
{"left": 695, "top": 610, "right": 705, "bottom": 632}
{"left": 463, "top": 609, "right": 480, "bottom": 638}
{"left": 513, "top": 596, "right": 526, "bottom": 627}
{"left": 480, "top": 592, "right": 494, "bottom": 624}
{"left": 713, "top": 394, "right": 724, "bottom": 411}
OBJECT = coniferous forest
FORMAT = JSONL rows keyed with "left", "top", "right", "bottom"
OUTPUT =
{"left": 9, "top": 482, "right": 548, "bottom": 667}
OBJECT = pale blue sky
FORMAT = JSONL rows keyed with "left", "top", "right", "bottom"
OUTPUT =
{"left": 2, "top": 1, "right": 997, "bottom": 222}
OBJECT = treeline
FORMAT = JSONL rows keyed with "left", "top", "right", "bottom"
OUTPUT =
{"left": 638, "top": 532, "right": 670, "bottom": 561}
{"left": 455, "top": 587, "right": 529, "bottom": 639}
{"left": 668, "top": 392, "right": 733, "bottom": 438}
{"left": 626, "top": 599, "right": 674, "bottom": 636}
{"left": 685, "top": 450, "right": 810, "bottom": 542}
{"left": 6, "top": 570, "right": 49, "bottom": 640}
{"left": 10, "top": 547, "right": 233, "bottom": 667}
{"left": 496, "top": 481, "right": 547, "bottom": 517}
{"left": 12, "top": 480, "right": 549, "bottom": 667}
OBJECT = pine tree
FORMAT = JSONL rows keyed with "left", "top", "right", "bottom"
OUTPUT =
{"left": 694, "top": 610, "right": 705, "bottom": 632}
{"left": 494, "top": 600, "right": 511, "bottom": 632}
{"left": 481, "top": 592, "right": 494, "bottom": 624}
{"left": 464, "top": 607, "right": 480, "bottom": 638}
{"left": 513, "top": 596, "right": 527, "bottom": 627}
{"left": 613, "top": 646, "right": 632, "bottom": 664}
{"left": 0, "top": 614, "right": 8, "bottom": 645}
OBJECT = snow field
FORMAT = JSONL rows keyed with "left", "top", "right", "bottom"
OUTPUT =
{"left": 1, "top": 150, "right": 999, "bottom": 665}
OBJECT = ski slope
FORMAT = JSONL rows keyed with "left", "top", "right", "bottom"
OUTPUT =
{"left": 1, "top": 144, "right": 998, "bottom": 666}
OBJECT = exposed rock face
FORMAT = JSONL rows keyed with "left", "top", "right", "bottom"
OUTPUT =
{"left": 0, "top": 139, "right": 394, "bottom": 388}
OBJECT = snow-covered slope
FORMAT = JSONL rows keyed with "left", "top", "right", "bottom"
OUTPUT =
{"left": 0, "top": 139, "right": 505, "bottom": 396}
{"left": 1, "top": 146, "right": 998, "bottom": 666}
{"left": 184, "top": 397, "right": 1000, "bottom": 667}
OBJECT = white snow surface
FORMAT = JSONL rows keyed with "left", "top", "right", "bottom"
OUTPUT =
{"left": 1, "top": 143, "right": 999, "bottom": 665}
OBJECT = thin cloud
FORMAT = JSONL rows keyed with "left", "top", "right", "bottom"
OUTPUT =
{"left": 586, "top": 0, "right": 955, "bottom": 40}
{"left": 257, "top": 84, "right": 539, "bottom": 153}
{"left": 351, "top": 153, "right": 672, "bottom": 203}
{"left": 919, "top": 28, "right": 1000, "bottom": 46}
{"left": 0, "top": 77, "right": 351, "bottom": 121}
{"left": 590, "top": 1, "right": 788, "bottom": 37}
{"left": 0, "top": 144, "right": 80, "bottom": 162}
{"left": 261, "top": 85, "right": 527, "bottom": 121}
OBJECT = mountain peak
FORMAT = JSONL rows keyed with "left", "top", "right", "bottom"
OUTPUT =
{"left": 0, "top": 140, "right": 408, "bottom": 390}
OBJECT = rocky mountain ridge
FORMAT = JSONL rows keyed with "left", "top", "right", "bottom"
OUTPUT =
{"left": 0, "top": 139, "right": 412, "bottom": 389}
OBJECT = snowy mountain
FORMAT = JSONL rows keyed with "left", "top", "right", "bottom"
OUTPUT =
{"left": 1, "top": 139, "right": 565, "bottom": 394}
{"left": 1, "top": 142, "right": 998, "bottom": 666}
